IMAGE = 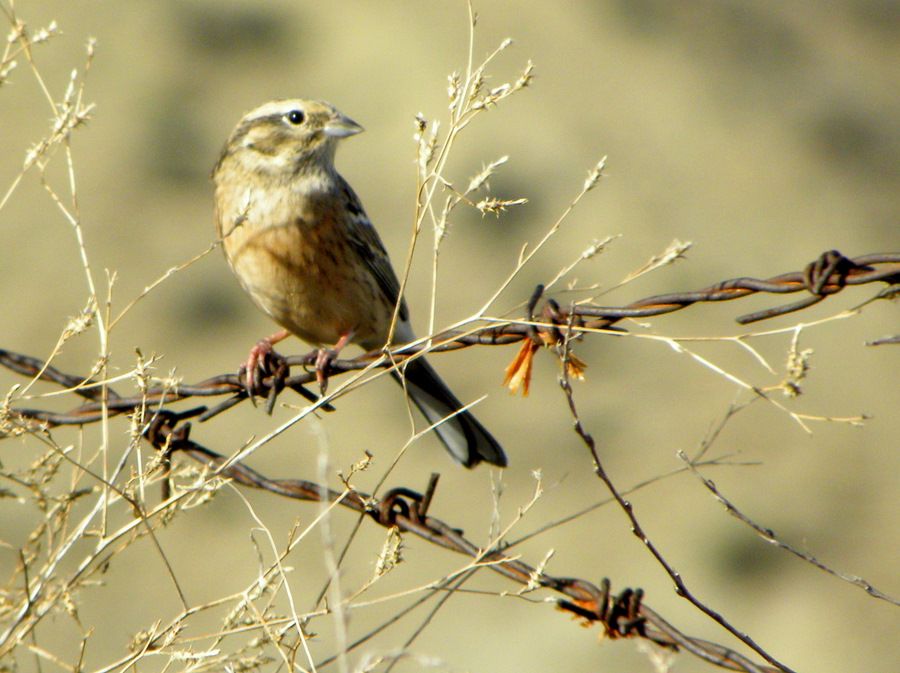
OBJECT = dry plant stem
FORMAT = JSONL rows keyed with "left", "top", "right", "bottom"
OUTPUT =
{"left": 557, "top": 323, "right": 797, "bottom": 673}
{"left": 382, "top": 570, "right": 475, "bottom": 673}
{"left": 0, "top": 434, "right": 188, "bottom": 654}
{"left": 108, "top": 240, "right": 222, "bottom": 330}
{"left": 227, "top": 483, "right": 320, "bottom": 673}
{"left": 311, "top": 511, "right": 367, "bottom": 617}
{"left": 315, "top": 574, "right": 470, "bottom": 669}
{"left": 397, "top": 1, "right": 532, "bottom": 344}
{"left": 86, "top": 551, "right": 321, "bottom": 673}
{"left": 678, "top": 452, "right": 899, "bottom": 606}
{"left": 505, "top": 456, "right": 753, "bottom": 551}
{"left": 692, "top": 399, "right": 758, "bottom": 463}
{"left": 387, "top": 4, "right": 473, "bottom": 345}
{"left": 14, "top": 23, "right": 124, "bottom": 575}
{"left": 478, "top": 157, "right": 606, "bottom": 316}
{"left": 316, "top": 450, "right": 349, "bottom": 673}
{"left": 543, "top": 233, "right": 620, "bottom": 294}
{"left": 0, "top": 5, "right": 89, "bottom": 212}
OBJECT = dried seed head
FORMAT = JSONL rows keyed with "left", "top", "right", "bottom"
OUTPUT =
{"left": 580, "top": 237, "right": 613, "bottom": 260}
{"left": 583, "top": 157, "right": 607, "bottom": 192}
{"left": 414, "top": 112, "right": 427, "bottom": 134}
{"left": 466, "top": 155, "right": 508, "bottom": 194}
{"left": 414, "top": 115, "right": 439, "bottom": 173}
{"left": 61, "top": 304, "right": 95, "bottom": 341}
{"left": 468, "top": 68, "right": 485, "bottom": 103}
{"left": 514, "top": 60, "right": 535, "bottom": 91}
{"left": 781, "top": 329, "right": 813, "bottom": 398}
{"left": 32, "top": 20, "right": 59, "bottom": 44}
{"left": 447, "top": 71, "right": 462, "bottom": 114}
{"left": 476, "top": 196, "right": 527, "bottom": 217}
{"left": 374, "top": 526, "right": 404, "bottom": 577}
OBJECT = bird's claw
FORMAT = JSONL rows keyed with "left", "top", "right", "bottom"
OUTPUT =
{"left": 312, "top": 331, "right": 353, "bottom": 396}
{"left": 314, "top": 347, "right": 339, "bottom": 395}
{"left": 241, "top": 336, "right": 287, "bottom": 401}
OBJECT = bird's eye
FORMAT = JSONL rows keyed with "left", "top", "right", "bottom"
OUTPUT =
{"left": 286, "top": 109, "right": 305, "bottom": 125}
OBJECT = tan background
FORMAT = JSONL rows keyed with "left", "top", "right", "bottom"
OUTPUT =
{"left": 1, "top": 1, "right": 898, "bottom": 672}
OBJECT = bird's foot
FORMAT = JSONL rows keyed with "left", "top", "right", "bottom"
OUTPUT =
{"left": 314, "top": 331, "right": 354, "bottom": 396}
{"left": 314, "top": 348, "right": 338, "bottom": 394}
{"left": 240, "top": 329, "right": 290, "bottom": 399}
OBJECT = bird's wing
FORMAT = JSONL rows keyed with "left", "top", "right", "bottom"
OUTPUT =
{"left": 338, "top": 177, "right": 409, "bottom": 323}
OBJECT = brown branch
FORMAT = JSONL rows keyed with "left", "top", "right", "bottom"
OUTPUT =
{"left": 558, "top": 326, "right": 795, "bottom": 673}
{"left": 678, "top": 450, "right": 899, "bottom": 606}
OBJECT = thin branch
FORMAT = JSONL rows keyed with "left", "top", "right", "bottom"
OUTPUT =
{"left": 679, "top": 451, "right": 899, "bottom": 606}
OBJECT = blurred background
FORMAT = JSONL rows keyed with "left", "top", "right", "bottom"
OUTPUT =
{"left": 1, "top": 1, "right": 897, "bottom": 672}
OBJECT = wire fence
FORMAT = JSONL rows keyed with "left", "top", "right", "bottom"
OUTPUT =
{"left": 2, "top": 249, "right": 897, "bottom": 672}
{"left": 5, "top": 250, "right": 897, "bottom": 426}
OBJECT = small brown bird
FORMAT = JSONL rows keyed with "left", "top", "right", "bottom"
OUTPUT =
{"left": 213, "top": 99, "right": 506, "bottom": 468}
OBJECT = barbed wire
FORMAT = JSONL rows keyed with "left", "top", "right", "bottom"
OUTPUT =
{"left": 2, "top": 249, "right": 897, "bottom": 672}
{"left": 2, "top": 390, "right": 779, "bottom": 673}
{"left": 575, "top": 250, "right": 898, "bottom": 326}
{"left": 3, "top": 250, "right": 897, "bottom": 429}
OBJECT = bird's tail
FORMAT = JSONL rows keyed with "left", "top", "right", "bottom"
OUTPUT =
{"left": 391, "top": 357, "right": 507, "bottom": 468}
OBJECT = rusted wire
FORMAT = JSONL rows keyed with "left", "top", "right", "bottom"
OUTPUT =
{"left": 2, "top": 249, "right": 894, "bottom": 672}
{"left": 572, "top": 251, "right": 898, "bottom": 326}
{"left": 0, "top": 382, "right": 783, "bottom": 671}
{"left": 2, "top": 250, "right": 895, "bottom": 428}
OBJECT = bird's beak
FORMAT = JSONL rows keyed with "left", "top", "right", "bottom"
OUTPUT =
{"left": 324, "top": 113, "right": 364, "bottom": 138}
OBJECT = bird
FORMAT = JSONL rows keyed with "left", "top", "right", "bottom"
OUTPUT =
{"left": 212, "top": 99, "right": 507, "bottom": 468}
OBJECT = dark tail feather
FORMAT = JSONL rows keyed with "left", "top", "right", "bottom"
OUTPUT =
{"left": 391, "top": 357, "right": 507, "bottom": 468}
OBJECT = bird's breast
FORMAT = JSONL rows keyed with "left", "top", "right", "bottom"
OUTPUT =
{"left": 216, "top": 185, "right": 391, "bottom": 347}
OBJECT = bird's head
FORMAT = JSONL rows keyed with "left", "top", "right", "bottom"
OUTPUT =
{"left": 215, "top": 99, "right": 363, "bottom": 178}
